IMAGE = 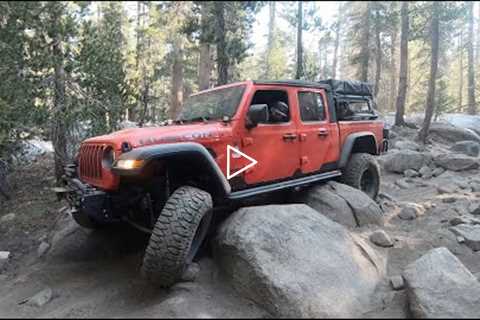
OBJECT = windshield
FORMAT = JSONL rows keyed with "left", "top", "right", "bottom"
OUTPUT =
{"left": 176, "top": 85, "right": 246, "bottom": 122}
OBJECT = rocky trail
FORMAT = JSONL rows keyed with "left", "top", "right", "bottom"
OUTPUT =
{"left": 2, "top": 122, "right": 480, "bottom": 318}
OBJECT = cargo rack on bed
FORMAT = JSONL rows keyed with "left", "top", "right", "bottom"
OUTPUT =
{"left": 318, "top": 79, "right": 378, "bottom": 121}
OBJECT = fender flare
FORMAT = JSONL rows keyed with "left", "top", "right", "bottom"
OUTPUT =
{"left": 112, "top": 142, "right": 231, "bottom": 198}
{"left": 338, "top": 132, "right": 378, "bottom": 168}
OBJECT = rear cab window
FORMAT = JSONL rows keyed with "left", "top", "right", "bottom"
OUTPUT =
{"left": 298, "top": 91, "right": 327, "bottom": 122}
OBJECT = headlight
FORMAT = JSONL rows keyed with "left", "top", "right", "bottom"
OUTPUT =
{"left": 102, "top": 147, "right": 115, "bottom": 168}
{"left": 114, "top": 159, "right": 144, "bottom": 170}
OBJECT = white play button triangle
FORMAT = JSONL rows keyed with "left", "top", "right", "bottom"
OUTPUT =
{"left": 227, "top": 145, "right": 258, "bottom": 180}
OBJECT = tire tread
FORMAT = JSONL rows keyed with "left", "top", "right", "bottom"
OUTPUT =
{"left": 141, "top": 186, "right": 212, "bottom": 288}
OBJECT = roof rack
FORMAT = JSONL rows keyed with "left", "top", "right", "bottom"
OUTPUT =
{"left": 317, "top": 79, "right": 373, "bottom": 97}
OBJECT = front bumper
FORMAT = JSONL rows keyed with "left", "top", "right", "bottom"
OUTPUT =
{"left": 61, "top": 164, "right": 114, "bottom": 224}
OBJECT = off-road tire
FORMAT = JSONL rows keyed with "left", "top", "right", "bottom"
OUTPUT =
{"left": 141, "top": 186, "right": 213, "bottom": 288}
{"left": 342, "top": 153, "right": 380, "bottom": 200}
{"left": 71, "top": 211, "right": 104, "bottom": 229}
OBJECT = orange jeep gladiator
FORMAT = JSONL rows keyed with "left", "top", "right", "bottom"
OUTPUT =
{"left": 62, "top": 79, "right": 389, "bottom": 287}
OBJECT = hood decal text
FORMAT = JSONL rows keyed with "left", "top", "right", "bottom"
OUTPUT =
{"left": 138, "top": 130, "right": 220, "bottom": 146}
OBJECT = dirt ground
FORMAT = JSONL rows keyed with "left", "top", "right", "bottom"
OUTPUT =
{"left": 0, "top": 155, "right": 267, "bottom": 318}
{"left": 1, "top": 143, "right": 480, "bottom": 318}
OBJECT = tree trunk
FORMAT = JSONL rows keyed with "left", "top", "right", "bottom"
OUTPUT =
{"left": 373, "top": 8, "right": 381, "bottom": 98}
{"left": 170, "top": 39, "right": 184, "bottom": 119}
{"left": 332, "top": 19, "right": 340, "bottom": 79}
{"left": 476, "top": 3, "right": 480, "bottom": 66}
{"left": 135, "top": 1, "right": 142, "bottom": 71}
{"left": 129, "top": 1, "right": 144, "bottom": 122}
{"left": 323, "top": 41, "right": 328, "bottom": 78}
{"left": 389, "top": 2, "right": 398, "bottom": 111}
{"left": 417, "top": 2, "right": 440, "bottom": 143}
{"left": 394, "top": 2, "right": 409, "bottom": 127}
{"left": 459, "top": 29, "right": 464, "bottom": 111}
{"left": 52, "top": 4, "right": 67, "bottom": 185}
{"left": 198, "top": 44, "right": 211, "bottom": 90}
{"left": 198, "top": 3, "right": 212, "bottom": 90}
{"left": 295, "top": 1, "right": 303, "bottom": 80}
{"left": 318, "top": 40, "right": 324, "bottom": 78}
{"left": 139, "top": 81, "right": 149, "bottom": 126}
{"left": 265, "top": 1, "right": 276, "bottom": 78}
{"left": 139, "top": 3, "right": 152, "bottom": 127}
{"left": 467, "top": 1, "right": 476, "bottom": 115}
{"left": 215, "top": 1, "right": 228, "bottom": 85}
{"left": 339, "top": 28, "right": 347, "bottom": 78}
{"left": 359, "top": 2, "right": 371, "bottom": 82}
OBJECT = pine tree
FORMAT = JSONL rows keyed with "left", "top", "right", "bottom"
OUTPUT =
{"left": 359, "top": 2, "right": 371, "bottom": 82}
{"left": 198, "top": 2, "right": 213, "bottom": 90}
{"left": 394, "top": 2, "right": 409, "bottom": 126}
{"left": 467, "top": 1, "right": 476, "bottom": 115}
{"left": 417, "top": 2, "right": 440, "bottom": 143}
{"left": 265, "top": 1, "right": 276, "bottom": 79}
{"left": 331, "top": 4, "right": 343, "bottom": 79}
{"left": 77, "top": 2, "right": 131, "bottom": 133}
{"left": 50, "top": 2, "right": 68, "bottom": 185}
{"left": 295, "top": 1, "right": 303, "bottom": 80}
{"left": 214, "top": 1, "right": 228, "bottom": 85}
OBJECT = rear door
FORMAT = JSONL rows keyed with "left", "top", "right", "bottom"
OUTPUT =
{"left": 296, "top": 89, "right": 339, "bottom": 174}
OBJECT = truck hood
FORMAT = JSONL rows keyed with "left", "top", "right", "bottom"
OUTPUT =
{"left": 83, "top": 122, "right": 230, "bottom": 150}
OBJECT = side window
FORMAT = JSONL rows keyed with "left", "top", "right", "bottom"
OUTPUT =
{"left": 250, "top": 90, "right": 290, "bottom": 124}
{"left": 298, "top": 91, "right": 326, "bottom": 122}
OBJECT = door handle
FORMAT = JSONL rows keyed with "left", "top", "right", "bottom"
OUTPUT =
{"left": 317, "top": 129, "right": 329, "bottom": 137}
{"left": 283, "top": 133, "right": 297, "bottom": 141}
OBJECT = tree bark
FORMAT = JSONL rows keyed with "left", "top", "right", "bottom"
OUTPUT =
{"left": 198, "top": 3, "right": 212, "bottom": 90}
{"left": 332, "top": 18, "right": 341, "bottom": 79}
{"left": 458, "top": 29, "right": 464, "bottom": 111}
{"left": 170, "top": 39, "right": 184, "bottom": 119}
{"left": 265, "top": 1, "right": 276, "bottom": 78}
{"left": 322, "top": 40, "right": 328, "bottom": 78}
{"left": 318, "top": 40, "right": 325, "bottom": 78}
{"left": 389, "top": 2, "right": 398, "bottom": 111}
{"left": 359, "top": 2, "right": 371, "bottom": 82}
{"left": 52, "top": 3, "right": 67, "bottom": 185}
{"left": 295, "top": 1, "right": 303, "bottom": 80}
{"left": 215, "top": 1, "right": 228, "bottom": 85}
{"left": 128, "top": 1, "right": 144, "bottom": 122}
{"left": 198, "top": 44, "right": 211, "bottom": 90}
{"left": 417, "top": 2, "right": 440, "bottom": 143}
{"left": 138, "top": 2, "right": 151, "bottom": 126}
{"left": 339, "top": 28, "right": 347, "bottom": 78}
{"left": 394, "top": 2, "right": 408, "bottom": 127}
{"left": 135, "top": 1, "right": 142, "bottom": 71}
{"left": 467, "top": 1, "right": 476, "bottom": 115}
{"left": 373, "top": 7, "right": 381, "bottom": 98}
{"left": 476, "top": 3, "right": 480, "bottom": 66}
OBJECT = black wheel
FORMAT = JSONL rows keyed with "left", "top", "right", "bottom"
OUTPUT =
{"left": 141, "top": 186, "right": 213, "bottom": 288}
{"left": 341, "top": 153, "right": 380, "bottom": 200}
{"left": 71, "top": 210, "right": 105, "bottom": 229}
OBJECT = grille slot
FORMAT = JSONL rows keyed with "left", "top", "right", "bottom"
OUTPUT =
{"left": 79, "top": 144, "right": 105, "bottom": 180}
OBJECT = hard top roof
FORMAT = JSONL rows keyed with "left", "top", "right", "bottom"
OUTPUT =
{"left": 252, "top": 79, "right": 331, "bottom": 90}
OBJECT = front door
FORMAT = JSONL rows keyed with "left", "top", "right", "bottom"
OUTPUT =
{"left": 238, "top": 88, "right": 301, "bottom": 185}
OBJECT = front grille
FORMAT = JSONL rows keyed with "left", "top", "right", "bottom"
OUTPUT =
{"left": 78, "top": 144, "right": 105, "bottom": 180}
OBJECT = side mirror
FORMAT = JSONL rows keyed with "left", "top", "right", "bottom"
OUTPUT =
{"left": 246, "top": 104, "right": 269, "bottom": 129}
